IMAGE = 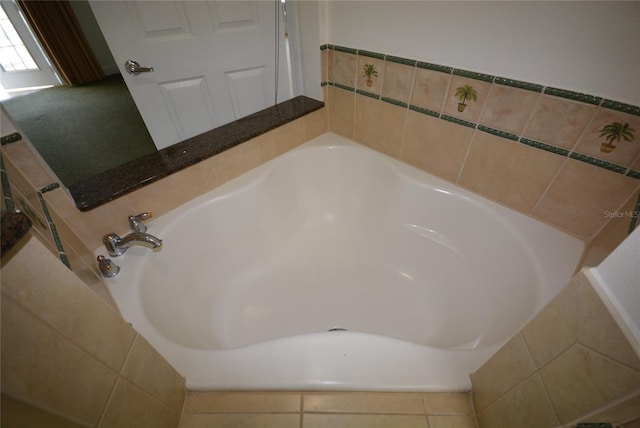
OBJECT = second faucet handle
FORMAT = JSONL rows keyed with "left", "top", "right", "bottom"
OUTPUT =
{"left": 129, "top": 212, "right": 151, "bottom": 233}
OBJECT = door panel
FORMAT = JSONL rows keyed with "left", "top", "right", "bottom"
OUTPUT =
{"left": 89, "top": 0, "right": 292, "bottom": 150}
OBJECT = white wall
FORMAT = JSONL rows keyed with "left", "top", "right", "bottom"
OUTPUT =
{"left": 323, "top": 1, "right": 640, "bottom": 106}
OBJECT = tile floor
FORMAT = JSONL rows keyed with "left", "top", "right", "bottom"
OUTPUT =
{"left": 179, "top": 391, "right": 478, "bottom": 428}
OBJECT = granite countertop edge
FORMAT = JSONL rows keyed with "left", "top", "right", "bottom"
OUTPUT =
{"left": 68, "top": 96, "right": 324, "bottom": 211}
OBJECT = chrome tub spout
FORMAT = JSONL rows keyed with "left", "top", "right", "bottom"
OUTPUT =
{"left": 103, "top": 232, "right": 162, "bottom": 257}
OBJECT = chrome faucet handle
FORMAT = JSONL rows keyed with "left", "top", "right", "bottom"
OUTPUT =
{"left": 97, "top": 255, "right": 120, "bottom": 278}
{"left": 129, "top": 212, "right": 151, "bottom": 233}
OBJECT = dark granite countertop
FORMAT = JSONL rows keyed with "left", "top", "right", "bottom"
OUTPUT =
{"left": 1, "top": 211, "right": 32, "bottom": 258}
{"left": 68, "top": 96, "right": 324, "bottom": 211}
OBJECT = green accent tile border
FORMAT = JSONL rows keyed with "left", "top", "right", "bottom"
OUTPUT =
{"left": 333, "top": 82, "right": 355, "bottom": 92}
{"left": 478, "top": 125, "right": 519, "bottom": 141}
{"left": 358, "top": 49, "right": 385, "bottom": 60}
{"left": 627, "top": 170, "right": 640, "bottom": 179}
{"left": 321, "top": 81, "right": 329, "bottom": 87}
{"left": 602, "top": 100, "right": 640, "bottom": 116}
{"left": 409, "top": 105, "right": 439, "bottom": 118}
{"left": 519, "top": 138, "right": 570, "bottom": 156}
{"left": 40, "top": 182, "right": 60, "bottom": 193}
{"left": 495, "top": 77, "right": 543, "bottom": 93}
{"left": 544, "top": 87, "right": 603, "bottom": 105}
{"left": 36, "top": 191, "right": 70, "bottom": 269}
{"left": 442, "top": 115, "right": 476, "bottom": 129}
{"left": 569, "top": 152, "right": 627, "bottom": 174}
{"left": 381, "top": 97, "right": 408, "bottom": 108}
{"left": 333, "top": 45, "right": 358, "bottom": 55}
{"left": 416, "top": 61, "right": 453, "bottom": 74}
{"left": 1, "top": 132, "right": 22, "bottom": 145}
{"left": 1, "top": 154, "right": 15, "bottom": 211}
{"left": 386, "top": 55, "right": 417, "bottom": 66}
{"left": 320, "top": 44, "right": 329, "bottom": 51}
{"left": 453, "top": 68, "right": 494, "bottom": 83}
{"left": 356, "top": 89, "right": 380, "bottom": 100}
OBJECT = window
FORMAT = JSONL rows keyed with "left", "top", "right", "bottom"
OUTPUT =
{"left": 0, "top": 5, "right": 38, "bottom": 72}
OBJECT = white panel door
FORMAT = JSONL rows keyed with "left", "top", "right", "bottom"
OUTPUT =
{"left": 88, "top": 0, "right": 292, "bottom": 150}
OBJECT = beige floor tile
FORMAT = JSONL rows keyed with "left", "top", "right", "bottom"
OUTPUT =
{"left": 184, "top": 391, "right": 301, "bottom": 413}
{"left": 303, "top": 413, "right": 428, "bottom": 428}
{"left": 303, "top": 392, "right": 424, "bottom": 414}
{"left": 423, "top": 392, "right": 474, "bottom": 415}
{"left": 428, "top": 414, "right": 479, "bottom": 428}
{"left": 180, "top": 413, "right": 300, "bottom": 428}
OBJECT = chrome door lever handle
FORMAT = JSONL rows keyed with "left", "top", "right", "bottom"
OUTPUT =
{"left": 125, "top": 60, "right": 154, "bottom": 75}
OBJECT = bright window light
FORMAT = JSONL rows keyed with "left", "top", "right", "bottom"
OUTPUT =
{"left": 0, "top": 5, "right": 39, "bottom": 72}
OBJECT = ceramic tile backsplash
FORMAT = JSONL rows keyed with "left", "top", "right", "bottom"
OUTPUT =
{"left": 1, "top": 236, "right": 186, "bottom": 428}
{"left": 322, "top": 44, "right": 640, "bottom": 241}
{"left": 471, "top": 269, "right": 640, "bottom": 427}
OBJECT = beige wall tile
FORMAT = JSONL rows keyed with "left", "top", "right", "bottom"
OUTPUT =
{"left": 1, "top": 394, "right": 87, "bottom": 428}
{"left": 581, "top": 189, "right": 639, "bottom": 267}
{"left": 303, "top": 414, "right": 428, "bottom": 428}
{"left": 332, "top": 51, "right": 357, "bottom": 88}
{"left": 400, "top": 111, "right": 473, "bottom": 182}
{"left": 477, "top": 374, "right": 560, "bottom": 428}
{"left": 539, "top": 344, "right": 640, "bottom": 424}
{"left": 197, "top": 138, "right": 264, "bottom": 191}
{"left": 442, "top": 76, "right": 491, "bottom": 123}
{"left": 71, "top": 194, "right": 138, "bottom": 251}
{"left": 580, "top": 393, "right": 640, "bottom": 424}
{"left": 458, "top": 132, "right": 565, "bottom": 213}
{"left": 631, "top": 153, "right": 640, "bottom": 171}
{"left": 423, "top": 392, "right": 475, "bottom": 415}
{"left": 126, "top": 173, "right": 200, "bottom": 220}
{"left": 521, "top": 271, "right": 581, "bottom": 368}
{"left": 328, "top": 86, "right": 355, "bottom": 139}
{"left": 470, "top": 332, "right": 537, "bottom": 412}
{"left": 98, "top": 379, "right": 180, "bottom": 428}
{"left": 381, "top": 61, "right": 415, "bottom": 105}
{"left": 120, "top": 335, "right": 185, "bottom": 410}
{"left": 1, "top": 140, "right": 57, "bottom": 189}
{"left": 410, "top": 67, "right": 451, "bottom": 114}
{"left": 303, "top": 107, "right": 329, "bottom": 141}
{"left": 428, "top": 415, "right": 478, "bottom": 428}
{"left": 1, "top": 236, "right": 136, "bottom": 371}
{"left": 321, "top": 48, "right": 328, "bottom": 82}
{"left": 184, "top": 391, "right": 300, "bottom": 413}
{"left": 523, "top": 94, "right": 596, "bottom": 150}
{"left": 1, "top": 295, "right": 117, "bottom": 426}
{"left": 579, "top": 277, "right": 640, "bottom": 370}
{"left": 357, "top": 56, "right": 384, "bottom": 94}
{"left": 180, "top": 413, "right": 299, "bottom": 428}
{"left": 480, "top": 85, "right": 540, "bottom": 135}
{"left": 354, "top": 95, "right": 407, "bottom": 158}
{"left": 532, "top": 158, "right": 640, "bottom": 239}
{"left": 303, "top": 392, "right": 424, "bottom": 414}
{"left": 257, "top": 119, "right": 306, "bottom": 162}
{"left": 574, "top": 108, "right": 640, "bottom": 168}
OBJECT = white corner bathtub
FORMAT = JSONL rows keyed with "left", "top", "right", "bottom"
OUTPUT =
{"left": 100, "top": 132, "right": 584, "bottom": 391}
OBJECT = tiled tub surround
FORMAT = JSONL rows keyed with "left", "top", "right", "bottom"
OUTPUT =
{"left": 1, "top": 234, "right": 186, "bottom": 428}
{"left": 0, "top": 104, "right": 328, "bottom": 305}
{"left": 322, "top": 45, "right": 640, "bottom": 242}
{"left": 470, "top": 266, "right": 640, "bottom": 428}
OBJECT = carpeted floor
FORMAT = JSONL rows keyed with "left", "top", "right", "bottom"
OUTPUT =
{"left": 1, "top": 74, "right": 157, "bottom": 186}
